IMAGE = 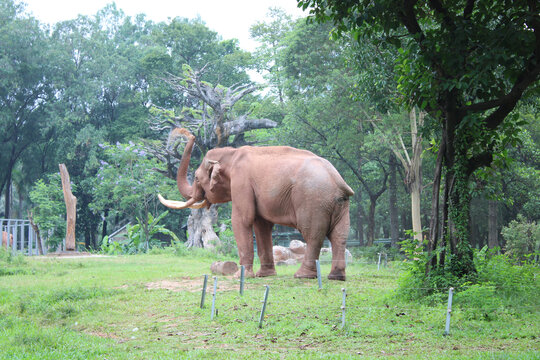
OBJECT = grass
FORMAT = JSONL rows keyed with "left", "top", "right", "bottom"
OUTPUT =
{"left": 0, "top": 249, "right": 539, "bottom": 359}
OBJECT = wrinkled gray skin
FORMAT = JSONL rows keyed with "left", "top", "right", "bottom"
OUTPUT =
{"left": 159, "top": 129, "right": 354, "bottom": 280}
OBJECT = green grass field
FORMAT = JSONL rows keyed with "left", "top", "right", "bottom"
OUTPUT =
{"left": 1, "top": 250, "right": 538, "bottom": 359}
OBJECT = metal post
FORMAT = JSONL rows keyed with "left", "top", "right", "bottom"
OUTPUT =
{"left": 316, "top": 260, "right": 322, "bottom": 290}
{"left": 341, "top": 288, "right": 347, "bottom": 329}
{"left": 240, "top": 265, "right": 245, "bottom": 296}
{"left": 444, "top": 287, "right": 454, "bottom": 336}
{"left": 258, "top": 285, "right": 270, "bottom": 328}
{"left": 200, "top": 274, "right": 208, "bottom": 309}
{"left": 377, "top": 253, "right": 382, "bottom": 270}
{"left": 211, "top": 276, "right": 218, "bottom": 320}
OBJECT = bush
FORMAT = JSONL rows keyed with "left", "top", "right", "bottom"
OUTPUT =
{"left": 501, "top": 215, "right": 540, "bottom": 262}
{"left": 349, "top": 244, "right": 402, "bottom": 263}
{"left": 398, "top": 243, "right": 540, "bottom": 314}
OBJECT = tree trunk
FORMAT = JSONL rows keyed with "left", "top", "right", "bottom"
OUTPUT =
{"left": 356, "top": 192, "right": 365, "bottom": 246}
{"left": 101, "top": 208, "right": 109, "bottom": 245}
{"left": 488, "top": 200, "right": 499, "bottom": 249}
{"left": 389, "top": 154, "right": 399, "bottom": 248}
{"left": 4, "top": 174, "right": 11, "bottom": 219}
{"left": 28, "top": 210, "right": 44, "bottom": 255}
{"left": 186, "top": 205, "right": 220, "bottom": 248}
{"left": 59, "top": 164, "right": 77, "bottom": 251}
{"left": 427, "top": 140, "right": 445, "bottom": 271}
{"left": 366, "top": 196, "right": 377, "bottom": 246}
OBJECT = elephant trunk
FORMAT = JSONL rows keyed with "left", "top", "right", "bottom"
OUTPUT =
{"left": 175, "top": 128, "right": 196, "bottom": 199}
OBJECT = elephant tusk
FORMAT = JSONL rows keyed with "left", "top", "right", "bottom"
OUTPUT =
{"left": 188, "top": 199, "right": 208, "bottom": 209}
{"left": 157, "top": 194, "right": 207, "bottom": 209}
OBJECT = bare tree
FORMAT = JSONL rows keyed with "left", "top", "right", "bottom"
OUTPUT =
{"left": 370, "top": 108, "right": 425, "bottom": 244}
{"left": 147, "top": 65, "right": 277, "bottom": 248}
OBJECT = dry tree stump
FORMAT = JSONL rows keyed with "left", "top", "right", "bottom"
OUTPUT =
{"left": 59, "top": 164, "right": 77, "bottom": 251}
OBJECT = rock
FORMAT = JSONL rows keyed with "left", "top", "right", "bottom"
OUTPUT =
{"left": 289, "top": 240, "right": 306, "bottom": 255}
{"left": 320, "top": 247, "right": 354, "bottom": 262}
{"left": 272, "top": 245, "right": 292, "bottom": 262}
{"left": 276, "top": 258, "right": 297, "bottom": 266}
{"left": 210, "top": 261, "right": 238, "bottom": 275}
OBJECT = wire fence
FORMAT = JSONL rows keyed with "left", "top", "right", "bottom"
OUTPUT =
{"left": 188, "top": 263, "right": 539, "bottom": 336}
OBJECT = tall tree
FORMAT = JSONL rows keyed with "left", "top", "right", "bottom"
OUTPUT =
{"left": 300, "top": 0, "right": 540, "bottom": 278}
{"left": 150, "top": 65, "right": 277, "bottom": 248}
{"left": 0, "top": 0, "right": 54, "bottom": 217}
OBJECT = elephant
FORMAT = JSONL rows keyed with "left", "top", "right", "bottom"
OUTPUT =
{"left": 158, "top": 128, "right": 354, "bottom": 280}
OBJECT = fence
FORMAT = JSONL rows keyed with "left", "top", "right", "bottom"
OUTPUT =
{"left": 0, "top": 218, "right": 54, "bottom": 255}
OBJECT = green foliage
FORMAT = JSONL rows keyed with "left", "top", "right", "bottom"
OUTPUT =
{"left": 501, "top": 215, "right": 540, "bottom": 262}
{"left": 398, "top": 242, "right": 540, "bottom": 315}
{"left": 101, "top": 211, "right": 180, "bottom": 254}
{"left": 0, "top": 247, "right": 26, "bottom": 276}
{"left": 213, "top": 227, "right": 238, "bottom": 258}
{"left": 1, "top": 254, "right": 538, "bottom": 358}
{"left": 90, "top": 141, "right": 176, "bottom": 222}
{"left": 454, "top": 247, "right": 540, "bottom": 320}
{"left": 28, "top": 173, "right": 71, "bottom": 249}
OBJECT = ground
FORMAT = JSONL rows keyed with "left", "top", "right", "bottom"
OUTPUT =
{"left": 0, "top": 252, "right": 538, "bottom": 359}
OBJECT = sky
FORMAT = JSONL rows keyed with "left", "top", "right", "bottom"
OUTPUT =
{"left": 22, "top": 0, "right": 307, "bottom": 52}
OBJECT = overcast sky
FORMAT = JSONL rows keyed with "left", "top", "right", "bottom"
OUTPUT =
{"left": 22, "top": 0, "right": 307, "bottom": 52}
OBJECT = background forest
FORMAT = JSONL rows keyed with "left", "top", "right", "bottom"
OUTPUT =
{"left": 1, "top": 0, "right": 538, "bottom": 267}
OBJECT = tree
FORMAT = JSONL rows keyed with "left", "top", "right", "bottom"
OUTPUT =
{"left": 90, "top": 141, "right": 177, "bottom": 251}
{"left": 250, "top": 7, "right": 295, "bottom": 105}
{"left": 28, "top": 173, "right": 70, "bottom": 251}
{"left": 149, "top": 65, "right": 277, "bottom": 248}
{"left": 0, "top": 0, "right": 54, "bottom": 217}
{"left": 300, "top": 0, "right": 540, "bottom": 279}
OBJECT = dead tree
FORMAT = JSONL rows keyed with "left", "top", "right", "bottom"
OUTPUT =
{"left": 147, "top": 65, "right": 277, "bottom": 248}
{"left": 59, "top": 163, "right": 77, "bottom": 251}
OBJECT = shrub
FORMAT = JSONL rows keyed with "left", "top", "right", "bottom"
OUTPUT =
{"left": 501, "top": 215, "right": 540, "bottom": 262}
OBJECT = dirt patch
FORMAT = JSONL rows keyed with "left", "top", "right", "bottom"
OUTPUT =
{"left": 40, "top": 252, "right": 112, "bottom": 259}
{"left": 145, "top": 277, "right": 241, "bottom": 292}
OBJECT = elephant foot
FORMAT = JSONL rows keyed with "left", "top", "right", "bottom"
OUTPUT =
{"left": 294, "top": 265, "right": 317, "bottom": 279}
{"left": 256, "top": 267, "right": 277, "bottom": 277}
{"left": 234, "top": 268, "right": 255, "bottom": 279}
{"left": 327, "top": 271, "right": 346, "bottom": 281}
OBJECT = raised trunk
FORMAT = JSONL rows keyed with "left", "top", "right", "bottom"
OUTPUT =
{"left": 175, "top": 129, "right": 196, "bottom": 199}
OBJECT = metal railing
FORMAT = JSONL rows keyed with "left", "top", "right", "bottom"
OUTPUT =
{"left": 1, "top": 218, "right": 48, "bottom": 255}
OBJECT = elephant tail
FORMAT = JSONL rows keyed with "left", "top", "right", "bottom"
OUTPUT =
{"left": 337, "top": 178, "right": 354, "bottom": 198}
{"left": 341, "top": 183, "right": 354, "bottom": 197}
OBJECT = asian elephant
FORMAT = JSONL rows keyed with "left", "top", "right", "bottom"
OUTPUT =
{"left": 158, "top": 128, "right": 354, "bottom": 280}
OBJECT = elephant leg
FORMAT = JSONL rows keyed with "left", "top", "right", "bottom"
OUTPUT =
{"left": 294, "top": 226, "right": 326, "bottom": 279}
{"left": 231, "top": 202, "right": 256, "bottom": 278}
{"left": 327, "top": 212, "right": 349, "bottom": 281}
{"left": 254, "top": 217, "right": 276, "bottom": 277}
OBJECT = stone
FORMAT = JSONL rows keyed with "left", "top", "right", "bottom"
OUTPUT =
{"left": 272, "top": 245, "right": 292, "bottom": 262}
{"left": 276, "top": 258, "right": 297, "bottom": 266}
{"left": 289, "top": 240, "right": 306, "bottom": 255}
{"left": 210, "top": 261, "right": 238, "bottom": 275}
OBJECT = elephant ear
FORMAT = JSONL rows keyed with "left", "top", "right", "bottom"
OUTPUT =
{"left": 208, "top": 162, "right": 222, "bottom": 192}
